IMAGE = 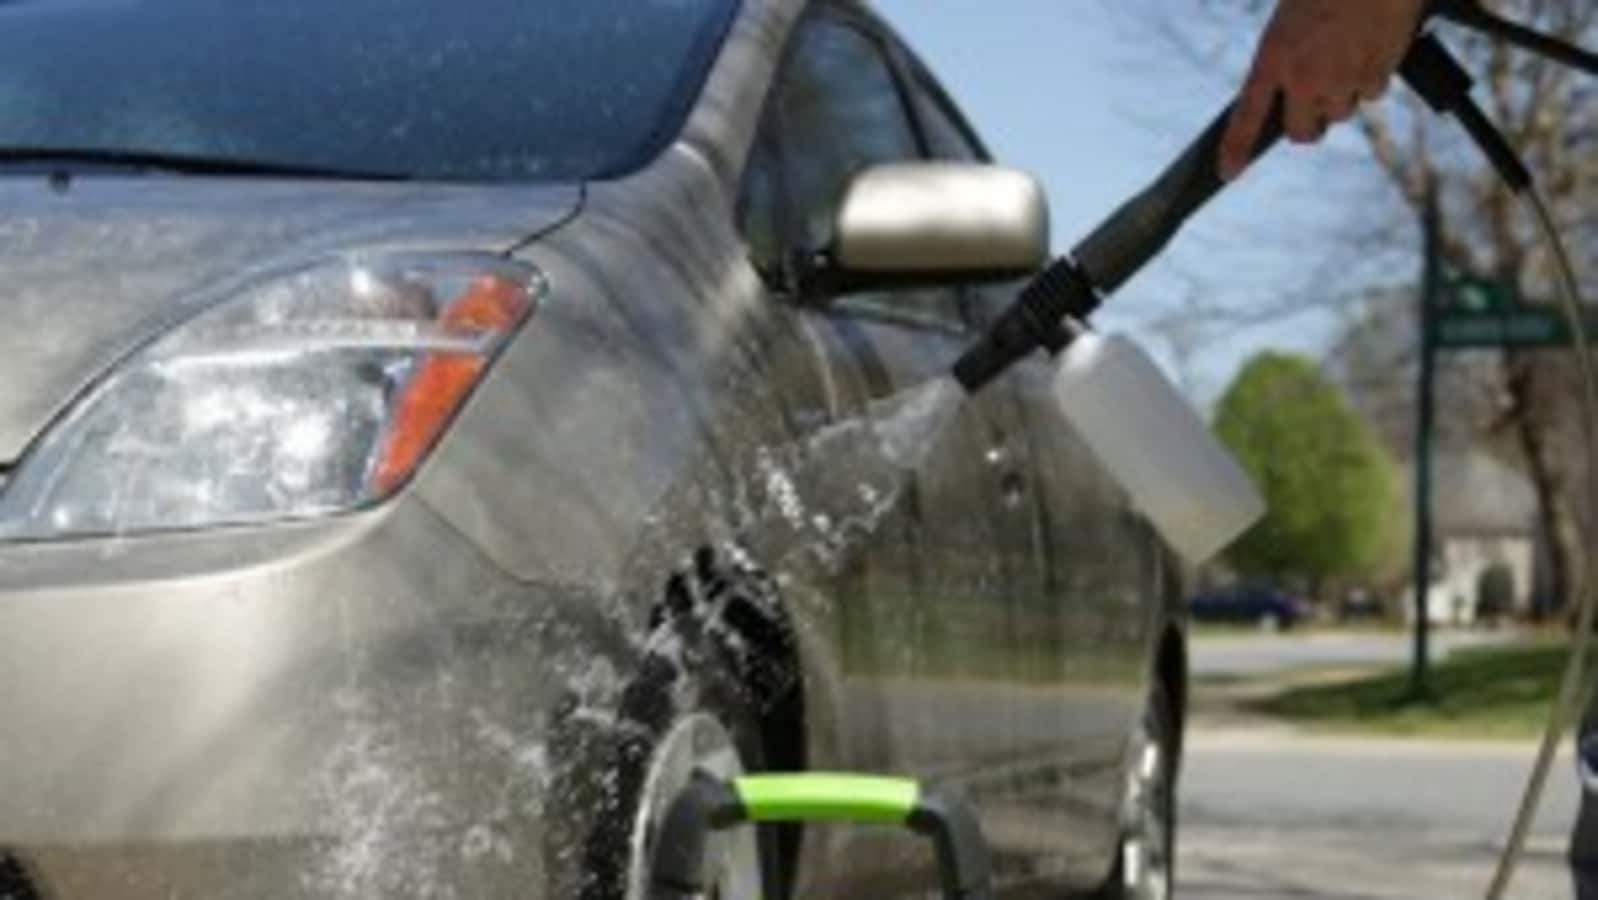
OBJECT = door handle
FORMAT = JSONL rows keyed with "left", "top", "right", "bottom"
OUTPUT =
{"left": 998, "top": 470, "right": 1027, "bottom": 509}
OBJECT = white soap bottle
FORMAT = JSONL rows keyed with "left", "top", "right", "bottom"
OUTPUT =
{"left": 1052, "top": 332, "right": 1266, "bottom": 564}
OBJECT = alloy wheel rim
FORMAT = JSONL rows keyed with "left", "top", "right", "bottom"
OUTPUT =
{"left": 1121, "top": 721, "right": 1171, "bottom": 900}
{"left": 625, "top": 713, "right": 763, "bottom": 900}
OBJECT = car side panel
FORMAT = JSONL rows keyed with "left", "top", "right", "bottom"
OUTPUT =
{"left": 794, "top": 306, "right": 1072, "bottom": 896}
{"left": 1001, "top": 356, "right": 1167, "bottom": 890}
{"left": 412, "top": 145, "right": 896, "bottom": 881}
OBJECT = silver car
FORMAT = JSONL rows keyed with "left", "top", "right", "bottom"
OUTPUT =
{"left": 0, "top": 0, "right": 1186, "bottom": 897}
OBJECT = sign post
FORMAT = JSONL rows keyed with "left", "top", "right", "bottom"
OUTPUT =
{"left": 1409, "top": 188, "right": 1439, "bottom": 702}
{"left": 1408, "top": 195, "right": 1591, "bottom": 700}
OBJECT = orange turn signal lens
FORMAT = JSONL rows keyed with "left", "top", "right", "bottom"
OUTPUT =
{"left": 370, "top": 274, "right": 534, "bottom": 494}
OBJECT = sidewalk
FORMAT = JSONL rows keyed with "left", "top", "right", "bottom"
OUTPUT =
{"left": 1180, "top": 661, "right": 1581, "bottom": 899}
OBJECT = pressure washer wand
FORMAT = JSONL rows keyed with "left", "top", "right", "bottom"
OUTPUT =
{"left": 951, "top": 101, "right": 1286, "bottom": 394}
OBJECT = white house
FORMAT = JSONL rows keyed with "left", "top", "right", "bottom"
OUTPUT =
{"left": 1403, "top": 450, "right": 1538, "bottom": 626}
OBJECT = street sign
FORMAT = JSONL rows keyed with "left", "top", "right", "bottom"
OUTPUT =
{"left": 1431, "top": 272, "right": 1597, "bottom": 349}
{"left": 1434, "top": 308, "right": 1596, "bottom": 348}
{"left": 1445, "top": 273, "right": 1515, "bottom": 312}
{"left": 1410, "top": 238, "right": 1591, "bottom": 701}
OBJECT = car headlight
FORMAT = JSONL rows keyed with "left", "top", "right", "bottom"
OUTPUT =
{"left": 0, "top": 252, "right": 543, "bottom": 540}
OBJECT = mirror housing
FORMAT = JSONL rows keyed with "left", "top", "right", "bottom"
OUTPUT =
{"left": 803, "top": 163, "right": 1049, "bottom": 296}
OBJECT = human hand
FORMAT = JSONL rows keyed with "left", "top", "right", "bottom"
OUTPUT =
{"left": 1220, "top": 0, "right": 1426, "bottom": 180}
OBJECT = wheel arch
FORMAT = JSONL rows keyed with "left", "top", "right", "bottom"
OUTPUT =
{"left": 1155, "top": 626, "right": 1188, "bottom": 765}
{"left": 643, "top": 546, "right": 816, "bottom": 892}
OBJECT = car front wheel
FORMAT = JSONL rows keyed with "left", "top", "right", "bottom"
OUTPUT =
{"left": 568, "top": 554, "right": 788, "bottom": 900}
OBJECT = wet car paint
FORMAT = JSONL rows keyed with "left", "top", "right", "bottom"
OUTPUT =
{"left": 0, "top": 0, "right": 1184, "bottom": 896}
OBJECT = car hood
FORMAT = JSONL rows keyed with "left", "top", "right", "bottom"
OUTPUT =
{"left": 0, "top": 176, "right": 579, "bottom": 463}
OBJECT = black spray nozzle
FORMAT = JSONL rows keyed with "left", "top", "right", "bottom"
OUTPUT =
{"left": 952, "top": 97, "right": 1285, "bottom": 395}
{"left": 950, "top": 259, "right": 1094, "bottom": 393}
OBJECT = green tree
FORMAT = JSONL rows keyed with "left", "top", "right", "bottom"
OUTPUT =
{"left": 1215, "top": 352, "right": 1400, "bottom": 592}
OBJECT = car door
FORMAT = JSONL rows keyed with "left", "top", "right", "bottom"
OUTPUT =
{"left": 900, "top": 45, "right": 1163, "bottom": 883}
{"left": 737, "top": 8, "right": 1054, "bottom": 894}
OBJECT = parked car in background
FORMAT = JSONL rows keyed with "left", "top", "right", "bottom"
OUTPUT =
{"left": 1190, "top": 585, "right": 1311, "bottom": 631}
{"left": 1337, "top": 586, "right": 1387, "bottom": 623}
{"left": 0, "top": 1, "right": 1186, "bottom": 898}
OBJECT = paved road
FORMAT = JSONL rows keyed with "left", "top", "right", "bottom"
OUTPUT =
{"left": 1179, "top": 727, "right": 1581, "bottom": 899}
{"left": 1191, "top": 630, "right": 1519, "bottom": 679}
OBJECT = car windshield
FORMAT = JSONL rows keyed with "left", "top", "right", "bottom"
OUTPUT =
{"left": 0, "top": 0, "right": 737, "bottom": 182}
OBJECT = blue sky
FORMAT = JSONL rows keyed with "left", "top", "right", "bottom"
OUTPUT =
{"left": 871, "top": 1, "right": 1416, "bottom": 404}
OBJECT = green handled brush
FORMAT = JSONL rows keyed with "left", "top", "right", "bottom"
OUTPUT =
{"left": 647, "top": 773, "right": 993, "bottom": 900}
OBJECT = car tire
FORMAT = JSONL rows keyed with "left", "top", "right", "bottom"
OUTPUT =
{"left": 0, "top": 852, "right": 43, "bottom": 900}
{"left": 566, "top": 555, "right": 787, "bottom": 900}
{"left": 1090, "top": 678, "right": 1178, "bottom": 900}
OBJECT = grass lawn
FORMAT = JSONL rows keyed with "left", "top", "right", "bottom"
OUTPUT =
{"left": 1250, "top": 640, "right": 1581, "bottom": 740}
{"left": 1191, "top": 620, "right": 1410, "bottom": 639}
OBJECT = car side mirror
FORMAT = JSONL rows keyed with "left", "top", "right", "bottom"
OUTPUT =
{"left": 799, "top": 163, "right": 1049, "bottom": 298}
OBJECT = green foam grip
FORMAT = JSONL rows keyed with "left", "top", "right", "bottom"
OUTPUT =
{"left": 733, "top": 774, "right": 920, "bottom": 826}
